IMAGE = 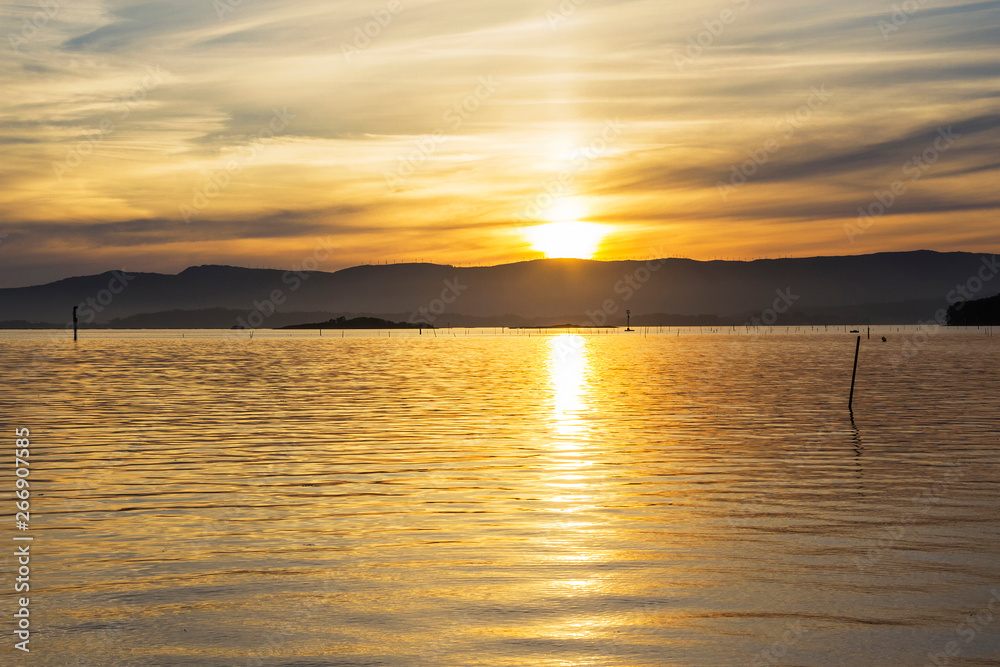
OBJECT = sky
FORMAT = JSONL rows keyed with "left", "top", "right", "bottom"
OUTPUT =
{"left": 0, "top": 0, "right": 998, "bottom": 287}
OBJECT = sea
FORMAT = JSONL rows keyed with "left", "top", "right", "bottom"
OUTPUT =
{"left": 2, "top": 326, "right": 999, "bottom": 666}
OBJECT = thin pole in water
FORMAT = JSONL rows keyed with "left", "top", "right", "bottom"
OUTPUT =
{"left": 73, "top": 306, "right": 78, "bottom": 341}
{"left": 849, "top": 335, "right": 860, "bottom": 411}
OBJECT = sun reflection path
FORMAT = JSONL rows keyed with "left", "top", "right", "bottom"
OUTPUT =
{"left": 543, "top": 334, "right": 601, "bottom": 552}
{"left": 537, "top": 334, "right": 628, "bottom": 652}
{"left": 548, "top": 333, "right": 591, "bottom": 440}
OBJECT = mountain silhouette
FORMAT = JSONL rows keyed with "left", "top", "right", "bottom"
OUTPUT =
{"left": 1, "top": 251, "right": 997, "bottom": 328}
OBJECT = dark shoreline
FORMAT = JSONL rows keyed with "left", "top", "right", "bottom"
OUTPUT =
{"left": 280, "top": 316, "right": 430, "bottom": 330}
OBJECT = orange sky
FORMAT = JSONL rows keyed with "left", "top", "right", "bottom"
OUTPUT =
{"left": 1, "top": 0, "right": 999, "bottom": 286}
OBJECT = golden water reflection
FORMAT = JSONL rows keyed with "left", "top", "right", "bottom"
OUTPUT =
{"left": 6, "top": 331, "right": 1000, "bottom": 665}
{"left": 540, "top": 333, "right": 613, "bottom": 655}
{"left": 543, "top": 335, "right": 599, "bottom": 543}
{"left": 548, "top": 333, "right": 591, "bottom": 440}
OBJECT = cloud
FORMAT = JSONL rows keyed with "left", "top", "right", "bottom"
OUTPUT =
{"left": 0, "top": 0, "right": 998, "bottom": 285}
{"left": 747, "top": 113, "right": 1000, "bottom": 184}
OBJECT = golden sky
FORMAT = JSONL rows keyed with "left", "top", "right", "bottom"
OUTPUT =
{"left": 1, "top": 0, "right": 998, "bottom": 286}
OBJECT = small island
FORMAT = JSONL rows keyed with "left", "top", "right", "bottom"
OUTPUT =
{"left": 280, "top": 316, "right": 432, "bottom": 330}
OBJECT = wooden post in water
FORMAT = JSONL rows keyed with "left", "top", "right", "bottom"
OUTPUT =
{"left": 848, "top": 335, "right": 860, "bottom": 411}
{"left": 73, "top": 306, "right": 78, "bottom": 341}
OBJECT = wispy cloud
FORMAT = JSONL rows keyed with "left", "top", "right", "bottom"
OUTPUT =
{"left": 1, "top": 0, "right": 998, "bottom": 285}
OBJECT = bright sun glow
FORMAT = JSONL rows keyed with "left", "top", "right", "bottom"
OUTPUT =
{"left": 527, "top": 221, "right": 609, "bottom": 259}
{"left": 523, "top": 197, "right": 609, "bottom": 259}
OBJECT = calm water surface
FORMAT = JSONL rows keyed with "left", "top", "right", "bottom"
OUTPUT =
{"left": 2, "top": 328, "right": 999, "bottom": 666}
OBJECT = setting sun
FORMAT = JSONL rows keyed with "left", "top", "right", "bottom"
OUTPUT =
{"left": 526, "top": 222, "right": 609, "bottom": 259}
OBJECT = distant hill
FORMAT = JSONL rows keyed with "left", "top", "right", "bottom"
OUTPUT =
{"left": 100, "top": 308, "right": 342, "bottom": 329}
{"left": 0, "top": 251, "right": 997, "bottom": 328}
{"left": 0, "top": 320, "right": 59, "bottom": 330}
{"left": 282, "top": 316, "right": 429, "bottom": 329}
{"left": 947, "top": 293, "right": 1000, "bottom": 326}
